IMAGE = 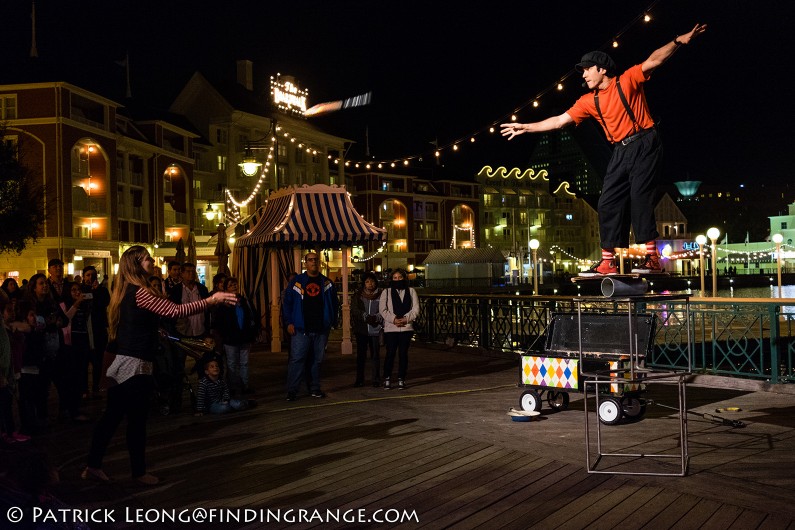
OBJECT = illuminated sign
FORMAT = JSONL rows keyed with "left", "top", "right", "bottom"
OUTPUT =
{"left": 271, "top": 74, "right": 308, "bottom": 116}
{"left": 682, "top": 242, "right": 701, "bottom": 251}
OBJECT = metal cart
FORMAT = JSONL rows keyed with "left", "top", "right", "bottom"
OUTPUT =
{"left": 518, "top": 311, "right": 656, "bottom": 424}
{"left": 576, "top": 293, "right": 691, "bottom": 476}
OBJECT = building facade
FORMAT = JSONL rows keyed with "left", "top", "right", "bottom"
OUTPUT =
{"left": 1, "top": 81, "right": 197, "bottom": 282}
{"left": 476, "top": 165, "right": 600, "bottom": 279}
{"left": 347, "top": 172, "right": 480, "bottom": 274}
{"left": 1, "top": 63, "right": 354, "bottom": 285}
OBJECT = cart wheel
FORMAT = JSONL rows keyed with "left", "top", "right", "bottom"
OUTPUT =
{"left": 598, "top": 397, "right": 623, "bottom": 425}
{"left": 547, "top": 391, "right": 570, "bottom": 412}
{"left": 519, "top": 390, "right": 542, "bottom": 412}
{"left": 621, "top": 397, "right": 646, "bottom": 419}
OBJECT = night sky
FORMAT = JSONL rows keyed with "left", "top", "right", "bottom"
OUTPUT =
{"left": 2, "top": 1, "right": 793, "bottom": 186}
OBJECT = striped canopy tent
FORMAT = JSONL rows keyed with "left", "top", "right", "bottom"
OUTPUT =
{"left": 236, "top": 184, "right": 386, "bottom": 246}
{"left": 234, "top": 184, "right": 387, "bottom": 353}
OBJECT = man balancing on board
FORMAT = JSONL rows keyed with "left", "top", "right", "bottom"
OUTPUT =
{"left": 502, "top": 23, "right": 707, "bottom": 277}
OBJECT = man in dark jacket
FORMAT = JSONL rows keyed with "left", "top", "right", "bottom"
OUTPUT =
{"left": 81, "top": 265, "right": 110, "bottom": 397}
{"left": 46, "top": 258, "right": 71, "bottom": 304}
{"left": 167, "top": 262, "right": 210, "bottom": 338}
{"left": 282, "top": 252, "right": 337, "bottom": 401}
{"left": 166, "top": 262, "right": 209, "bottom": 412}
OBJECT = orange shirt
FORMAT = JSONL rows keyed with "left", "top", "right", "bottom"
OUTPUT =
{"left": 566, "top": 64, "right": 655, "bottom": 143}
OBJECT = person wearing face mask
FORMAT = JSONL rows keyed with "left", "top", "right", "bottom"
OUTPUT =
{"left": 352, "top": 272, "right": 383, "bottom": 388}
{"left": 379, "top": 269, "right": 420, "bottom": 390}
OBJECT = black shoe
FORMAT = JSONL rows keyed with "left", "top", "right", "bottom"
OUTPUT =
{"left": 286, "top": 393, "right": 297, "bottom": 402}
{"left": 353, "top": 381, "right": 364, "bottom": 388}
{"left": 398, "top": 379, "right": 406, "bottom": 390}
{"left": 383, "top": 378, "right": 391, "bottom": 390}
{"left": 311, "top": 390, "right": 326, "bottom": 398}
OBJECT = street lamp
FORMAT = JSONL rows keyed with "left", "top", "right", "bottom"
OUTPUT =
{"left": 204, "top": 201, "right": 217, "bottom": 221}
{"left": 239, "top": 147, "right": 261, "bottom": 177}
{"left": 707, "top": 227, "right": 720, "bottom": 297}
{"left": 773, "top": 233, "right": 784, "bottom": 298}
{"left": 696, "top": 234, "right": 707, "bottom": 297}
{"left": 529, "top": 239, "right": 540, "bottom": 295}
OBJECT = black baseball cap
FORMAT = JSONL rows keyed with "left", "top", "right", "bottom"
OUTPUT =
{"left": 575, "top": 51, "right": 617, "bottom": 75}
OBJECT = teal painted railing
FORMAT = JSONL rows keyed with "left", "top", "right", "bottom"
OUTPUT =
{"left": 415, "top": 294, "right": 795, "bottom": 383}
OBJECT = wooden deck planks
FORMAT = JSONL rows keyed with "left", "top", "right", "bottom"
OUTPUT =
{"left": 35, "top": 342, "right": 795, "bottom": 530}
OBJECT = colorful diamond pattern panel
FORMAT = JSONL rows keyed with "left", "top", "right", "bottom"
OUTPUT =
{"left": 521, "top": 356, "right": 579, "bottom": 389}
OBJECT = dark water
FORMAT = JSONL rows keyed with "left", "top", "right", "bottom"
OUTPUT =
{"left": 662, "top": 284, "right": 795, "bottom": 316}
{"left": 665, "top": 284, "right": 795, "bottom": 299}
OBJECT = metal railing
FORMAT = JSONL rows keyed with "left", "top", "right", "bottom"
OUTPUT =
{"left": 414, "top": 294, "right": 795, "bottom": 383}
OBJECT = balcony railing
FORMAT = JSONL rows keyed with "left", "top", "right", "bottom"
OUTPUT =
{"left": 72, "top": 188, "right": 108, "bottom": 215}
{"left": 414, "top": 294, "right": 795, "bottom": 384}
{"left": 164, "top": 210, "right": 188, "bottom": 226}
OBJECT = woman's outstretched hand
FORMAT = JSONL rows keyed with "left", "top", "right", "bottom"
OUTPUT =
{"left": 210, "top": 291, "right": 238, "bottom": 306}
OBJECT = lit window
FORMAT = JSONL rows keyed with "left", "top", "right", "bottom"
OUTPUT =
{"left": 0, "top": 95, "right": 17, "bottom": 120}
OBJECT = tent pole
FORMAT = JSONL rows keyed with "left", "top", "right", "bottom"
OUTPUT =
{"left": 293, "top": 247, "right": 302, "bottom": 273}
{"left": 270, "top": 249, "right": 282, "bottom": 353}
{"left": 341, "top": 246, "right": 352, "bottom": 355}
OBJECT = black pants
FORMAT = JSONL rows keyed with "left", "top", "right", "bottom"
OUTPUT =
{"left": 87, "top": 374, "right": 154, "bottom": 477}
{"left": 89, "top": 330, "right": 109, "bottom": 393}
{"left": 355, "top": 334, "right": 381, "bottom": 383}
{"left": 17, "top": 373, "right": 42, "bottom": 434}
{"left": 0, "top": 386, "right": 15, "bottom": 435}
{"left": 597, "top": 128, "right": 663, "bottom": 249}
{"left": 54, "top": 340, "right": 88, "bottom": 418}
{"left": 383, "top": 332, "right": 412, "bottom": 381}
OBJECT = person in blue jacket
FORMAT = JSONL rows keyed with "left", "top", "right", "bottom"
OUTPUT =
{"left": 282, "top": 252, "right": 338, "bottom": 402}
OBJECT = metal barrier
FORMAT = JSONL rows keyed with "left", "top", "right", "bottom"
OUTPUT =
{"left": 416, "top": 294, "right": 795, "bottom": 384}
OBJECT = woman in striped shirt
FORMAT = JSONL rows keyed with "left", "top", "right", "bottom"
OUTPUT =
{"left": 82, "top": 246, "right": 236, "bottom": 486}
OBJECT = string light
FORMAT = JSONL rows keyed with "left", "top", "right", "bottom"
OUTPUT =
{"left": 329, "top": 0, "right": 663, "bottom": 170}
{"left": 450, "top": 223, "right": 477, "bottom": 249}
{"left": 351, "top": 242, "right": 387, "bottom": 263}
{"left": 227, "top": 144, "right": 275, "bottom": 208}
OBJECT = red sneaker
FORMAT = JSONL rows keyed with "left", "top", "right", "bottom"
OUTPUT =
{"left": 579, "top": 259, "right": 618, "bottom": 277}
{"left": 632, "top": 254, "right": 664, "bottom": 273}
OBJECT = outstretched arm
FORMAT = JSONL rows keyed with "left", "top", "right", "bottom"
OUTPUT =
{"left": 500, "top": 112, "right": 574, "bottom": 140}
{"left": 642, "top": 23, "right": 707, "bottom": 74}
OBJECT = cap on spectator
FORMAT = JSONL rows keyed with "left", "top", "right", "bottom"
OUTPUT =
{"left": 48, "top": 258, "right": 64, "bottom": 268}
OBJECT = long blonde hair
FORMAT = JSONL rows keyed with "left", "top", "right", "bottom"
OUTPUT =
{"left": 108, "top": 245, "right": 163, "bottom": 341}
